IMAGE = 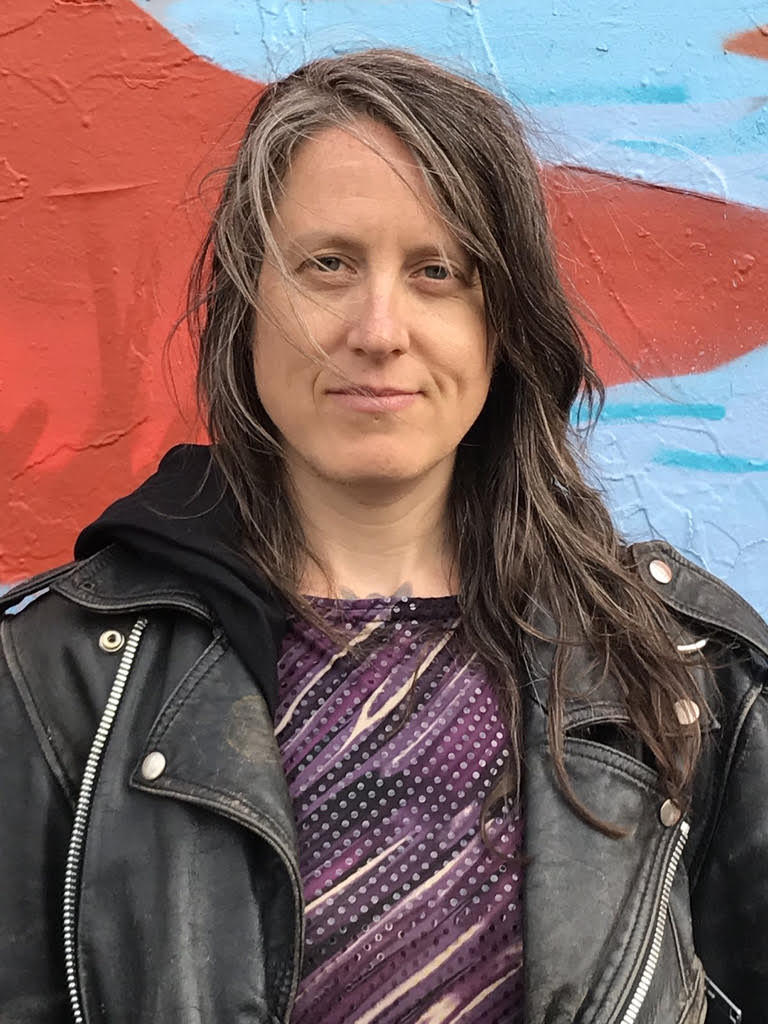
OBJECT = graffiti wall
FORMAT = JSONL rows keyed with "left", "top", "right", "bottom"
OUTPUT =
{"left": 1, "top": 0, "right": 766, "bottom": 612}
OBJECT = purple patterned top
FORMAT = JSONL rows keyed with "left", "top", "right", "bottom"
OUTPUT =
{"left": 275, "top": 595, "right": 524, "bottom": 1024}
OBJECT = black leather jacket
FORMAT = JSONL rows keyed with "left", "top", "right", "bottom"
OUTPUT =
{"left": 1, "top": 540, "right": 766, "bottom": 1023}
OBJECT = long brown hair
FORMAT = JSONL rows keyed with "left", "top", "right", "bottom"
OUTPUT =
{"left": 187, "top": 48, "right": 704, "bottom": 839}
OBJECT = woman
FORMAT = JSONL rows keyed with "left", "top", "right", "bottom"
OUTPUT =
{"left": 1, "top": 48, "right": 765, "bottom": 1024}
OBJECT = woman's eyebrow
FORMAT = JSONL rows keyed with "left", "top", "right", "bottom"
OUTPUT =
{"left": 288, "top": 231, "right": 467, "bottom": 263}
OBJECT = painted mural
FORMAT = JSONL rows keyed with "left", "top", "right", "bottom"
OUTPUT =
{"left": 1, "top": 0, "right": 766, "bottom": 612}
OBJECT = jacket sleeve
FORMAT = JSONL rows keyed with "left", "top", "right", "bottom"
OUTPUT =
{"left": 691, "top": 676, "right": 768, "bottom": 1022}
{"left": 0, "top": 615, "right": 74, "bottom": 1023}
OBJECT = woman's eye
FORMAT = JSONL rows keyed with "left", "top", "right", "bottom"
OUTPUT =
{"left": 303, "top": 258, "right": 460, "bottom": 281}
{"left": 422, "top": 264, "right": 453, "bottom": 281}
{"left": 310, "top": 256, "right": 343, "bottom": 272}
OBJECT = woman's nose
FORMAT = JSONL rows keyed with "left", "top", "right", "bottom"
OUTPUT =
{"left": 344, "top": 280, "right": 410, "bottom": 356}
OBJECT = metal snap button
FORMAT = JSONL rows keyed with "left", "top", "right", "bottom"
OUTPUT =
{"left": 98, "top": 629, "right": 125, "bottom": 653}
{"left": 648, "top": 559, "right": 673, "bottom": 584}
{"left": 660, "top": 799, "right": 682, "bottom": 827}
{"left": 140, "top": 751, "right": 166, "bottom": 781}
{"left": 674, "top": 699, "right": 701, "bottom": 725}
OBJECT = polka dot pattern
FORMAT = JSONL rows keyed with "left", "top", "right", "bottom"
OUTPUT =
{"left": 276, "top": 596, "right": 524, "bottom": 1024}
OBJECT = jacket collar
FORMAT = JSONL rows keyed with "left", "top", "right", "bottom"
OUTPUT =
{"left": 52, "top": 544, "right": 215, "bottom": 623}
{"left": 630, "top": 540, "right": 768, "bottom": 658}
{"left": 36, "top": 539, "right": 767, "bottom": 730}
{"left": 522, "top": 540, "right": 768, "bottom": 730}
{"left": 522, "top": 602, "right": 631, "bottom": 730}
{"left": 59, "top": 547, "right": 634, "bottom": 729}
{"left": 16, "top": 538, "right": 768, "bottom": 661}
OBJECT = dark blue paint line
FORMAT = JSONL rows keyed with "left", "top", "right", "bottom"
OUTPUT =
{"left": 531, "top": 84, "right": 689, "bottom": 106}
{"left": 600, "top": 402, "right": 726, "bottom": 423}
{"left": 654, "top": 448, "right": 768, "bottom": 473}
{"left": 614, "top": 139, "right": 688, "bottom": 155}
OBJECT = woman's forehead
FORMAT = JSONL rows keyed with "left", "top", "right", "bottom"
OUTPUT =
{"left": 273, "top": 122, "right": 458, "bottom": 249}
{"left": 280, "top": 123, "right": 422, "bottom": 200}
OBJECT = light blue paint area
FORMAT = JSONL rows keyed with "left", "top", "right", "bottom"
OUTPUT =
{"left": 530, "top": 98, "right": 768, "bottom": 208}
{"left": 1, "top": 587, "right": 49, "bottom": 615}
{"left": 134, "top": 0, "right": 768, "bottom": 207}
{"left": 617, "top": 138, "right": 700, "bottom": 156}
{"left": 135, "top": 0, "right": 768, "bottom": 106}
{"left": 654, "top": 449, "right": 768, "bottom": 473}
{"left": 528, "top": 97, "right": 768, "bottom": 167}
{"left": 612, "top": 125, "right": 768, "bottom": 158}
{"left": 596, "top": 403, "right": 726, "bottom": 424}
{"left": 587, "top": 343, "right": 768, "bottom": 617}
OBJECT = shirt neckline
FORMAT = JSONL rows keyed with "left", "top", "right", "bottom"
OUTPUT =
{"left": 296, "top": 593, "right": 460, "bottom": 623}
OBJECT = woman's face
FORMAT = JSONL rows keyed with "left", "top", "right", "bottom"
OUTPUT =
{"left": 252, "top": 119, "right": 492, "bottom": 492}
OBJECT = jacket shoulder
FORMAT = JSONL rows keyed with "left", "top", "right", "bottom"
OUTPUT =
{"left": 1, "top": 565, "right": 147, "bottom": 805}
{"left": 1, "top": 547, "right": 214, "bottom": 804}
{"left": 2, "top": 544, "right": 212, "bottom": 621}
{"left": 629, "top": 540, "right": 768, "bottom": 658}
{"left": 1, "top": 559, "right": 80, "bottom": 614}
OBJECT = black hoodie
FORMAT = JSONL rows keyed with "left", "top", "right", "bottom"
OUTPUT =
{"left": 75, "top": 444, "right": 286, "bottom": 713}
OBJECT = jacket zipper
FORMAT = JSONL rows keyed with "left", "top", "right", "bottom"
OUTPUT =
{"left": 617, "top": 819, "right": 691, "bottom": 1024}
{"left": 63, "top": 617, "right": 149, "bottom": 1024}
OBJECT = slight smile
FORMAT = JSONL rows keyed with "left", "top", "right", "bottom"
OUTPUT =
{"left": 327, "top": 390, "right": 421, "bottom": 413}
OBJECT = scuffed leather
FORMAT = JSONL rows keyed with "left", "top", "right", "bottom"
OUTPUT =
{"left": 0, "top": 541, "right": 766, "bottom": 1023}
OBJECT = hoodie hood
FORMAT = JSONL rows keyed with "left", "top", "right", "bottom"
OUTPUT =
{"left": 76, "top": 444, "right": 286, "bottom": 713}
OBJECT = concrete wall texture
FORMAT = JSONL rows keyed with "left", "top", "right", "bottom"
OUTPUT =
{"left": 1, "top": 0, "right": 766, "bottom": 612}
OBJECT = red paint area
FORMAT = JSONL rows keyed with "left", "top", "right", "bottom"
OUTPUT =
{"left": 724, "top": 25, "right": 768, "bottom": 60}
{"left": 1, "top": 0, "right": 767, "bottom": 578}
{"left": 1, "top": 0, "right": 257, "bottom": 577}
{"left": 545, "top": 166, "right": 768, "bottom": 384}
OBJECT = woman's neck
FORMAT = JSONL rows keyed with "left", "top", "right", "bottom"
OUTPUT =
{"left": 289, "top": 457, "right": 457, "bottom": 600}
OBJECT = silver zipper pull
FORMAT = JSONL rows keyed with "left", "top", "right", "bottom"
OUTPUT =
{"left": 705, "top": 975, "right": 742, "bottom": 1024}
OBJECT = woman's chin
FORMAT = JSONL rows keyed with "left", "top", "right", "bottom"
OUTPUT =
{"left": 285, "top": 441, "right": 456, "bottom": 493}
{"left": 309, "top": 455, "right": 439, "bottom": 490}
{"left": 322, "top": 463, "right": 424, "bottom": 489}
